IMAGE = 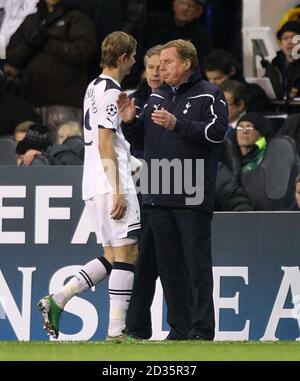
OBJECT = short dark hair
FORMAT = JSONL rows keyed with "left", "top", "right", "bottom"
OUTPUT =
{"left": 277, "top": 21, "right": 300, "bottom": 40}
{"left": 101, "top": 31, "right": 137, "bottom": 69}
{"left": 296, "top": 174, "right": 300, "bottom": 185}
{"left": 203, "top": 49, "right": 240, "bottom": 75}
{"left": 219, "top": 79, "right": 248, "bottom": 105}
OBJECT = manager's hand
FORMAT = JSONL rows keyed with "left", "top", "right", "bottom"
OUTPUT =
{"left": 151, "top": 108, "right": 176, "bottom": 131}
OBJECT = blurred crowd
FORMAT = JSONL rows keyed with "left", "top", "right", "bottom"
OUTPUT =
{"left": 0, "top": 0, "right": 300, "bottom": 211}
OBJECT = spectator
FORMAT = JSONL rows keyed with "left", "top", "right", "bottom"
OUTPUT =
{"left": 5, "top": 0, "right": 97, "bottom": 135}
{"left": 17, "top": 121, "right": 85, "bottom": 165}
{"left": 208, "top": 76, "right": 259, "bottom": 211}
{"left": 16, "top": 122, "right": 51, "bottom": 165}
{"left": 118, "top": 39, "right": 228, "bottom": 340}
{"left": 204, "top": 49, "right": 245, "bottom": 86}
{"left": 81, "top": 0, "right": 147, "bottom": 88}
{"left": 14, "top": 120, "right": 34, "bottom": 143}
{"left": 219, "top": 79, "right": 247, "bottom": 137}
{"left": 88, "top": 0, "right": 146, "bottom": 48}
{"left": 235, "top": 113, "right": 269, "bottom": 173}
{"left": 0, "top": 67, "right": 37, "bottom": 137}
{"left": 46, "top": 121, "right": 84, "bottom": 165}
{"left": 208, "top": 0, "right": 243, "bottom": 62}
{"left": 204, "top": 49, "right": 269, "bottom": 112}
{"left": 56, "top": 121, "right": 82, "bottom": 144}
{"left": 215, "top": 113, "right": 271, "bottom": 211}
{"left": 215, "top": 160, "right": 254, "bottom": 211}
{"left": 0, "top": 0, "right": 38, "bottom": 46}
{"left": 265, "top": 21, "right": 300, "bottom": 99}
{"left": 141, "top": 0, "right": 213, "bottom": 74}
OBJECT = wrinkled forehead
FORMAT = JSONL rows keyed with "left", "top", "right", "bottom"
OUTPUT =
{"left": 160, "top": 47, "right": 179, "bottom": 60}
{"left": 147, "top": 54, "right": 161, "bottom": 66}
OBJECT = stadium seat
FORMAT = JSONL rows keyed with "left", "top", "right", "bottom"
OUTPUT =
{"left": 263, "top": 113, "right": 288, "bottom": 138}
{"left": 277, "top": 113, "right": 300, "bottom": 156}
{"left": 0, "top": 135, "right": 17, "bottom": 165}
{"left": 240, "top": 136, "right": 300, "bottom": 210}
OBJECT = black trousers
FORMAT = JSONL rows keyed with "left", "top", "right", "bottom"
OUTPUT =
{"left": 149, "top": 207, "right": 215, "bottom": 340}
{"left": 126, "top": 206, "right": 215, "bottom": 340}
{"left": 125, "top": 209, "right": 157, "bottom": 339}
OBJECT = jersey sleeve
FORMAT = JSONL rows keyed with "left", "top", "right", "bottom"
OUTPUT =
{"left": 95, "top": 88, "right": 120, "bottom": 130}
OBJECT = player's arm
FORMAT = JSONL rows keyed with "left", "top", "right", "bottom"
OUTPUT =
{"left": 99, "top": 128, "right": 126, "bottom": 220}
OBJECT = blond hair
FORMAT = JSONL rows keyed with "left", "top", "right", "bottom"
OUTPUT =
{"left": 57, "top": 121, "right": 82, "bottom": 137}
{"left": 162, "top": 39, "right": 199, "bottom": 70}
{"left": 14, "top": 121, "right": 34, "bottom": 134}
{"left": 101, "top": 31, "right": 137, "bottom": 69}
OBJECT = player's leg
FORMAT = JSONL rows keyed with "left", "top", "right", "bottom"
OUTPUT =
{"left": 107, "top": 239, "right": 138, "bottom": 338}
{"left": 37, "top": 251, "right": 113, "bottom": 339}
{"left": 37, "top": 195, "right": 113, "bottom": 339}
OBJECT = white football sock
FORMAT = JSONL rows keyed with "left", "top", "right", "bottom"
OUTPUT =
{"left": 108, "top": 262, "right": 135, "bottom": 337}
{"left": 53, "top": 257, "right": 112, "bottom": 309}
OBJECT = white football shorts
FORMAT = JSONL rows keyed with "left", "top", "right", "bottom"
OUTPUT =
{"left": 85, "top": 191, "right": 141, "bottom": 247}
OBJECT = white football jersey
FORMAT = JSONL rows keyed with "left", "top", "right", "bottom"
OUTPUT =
{"left": 82, "top": 74, "right": 135, "bottom": 200}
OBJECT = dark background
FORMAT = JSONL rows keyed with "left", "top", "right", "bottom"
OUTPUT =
{"left": 147, "top": 0, "right": 243, "bottom": 63}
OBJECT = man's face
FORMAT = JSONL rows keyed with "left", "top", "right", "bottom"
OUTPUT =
{"left": 280, "top": 31, "right": 299, "bottom": 61}
{"left": 296, "top": 182, "right": 300, "bottom": 208}
{"left": 14, "top": 131, "right": 26, "bottom": 144}
{"left": 173, "top": 0, "right": 203, "bottom": 25}
{"left": 57, "top": 126, "right": 69, "bottom": 144}
{"left": 206, "top": 70, "right": 230, "bottom": 86}
{"left": 146, "top": 54, "right": 163, "bottom": 91}
{"left": 224, "top": 91, "right": 245, "bottom": 123}
{"left": 236, "top": 121, "right": 262, "bottom": 150}
{"left": 160, "top": 47, "right": 191, "bottom": 87}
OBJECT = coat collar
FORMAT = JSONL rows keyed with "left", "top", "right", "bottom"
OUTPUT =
{"left": 160, "top": 67, "right": 202, "bottom": 95}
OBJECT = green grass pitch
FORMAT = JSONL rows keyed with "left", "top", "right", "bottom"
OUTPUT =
{"left": 0, "top": 341, "right": 300, "bottom": 361}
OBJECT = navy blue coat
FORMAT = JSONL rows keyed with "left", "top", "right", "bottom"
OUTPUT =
{"left": 123, "top": 69, "right": 228, "bottom": 212}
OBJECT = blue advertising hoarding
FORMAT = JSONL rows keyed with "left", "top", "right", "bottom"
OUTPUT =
{"left": 0, "top": 167, "right": 299, "bottom": 341}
